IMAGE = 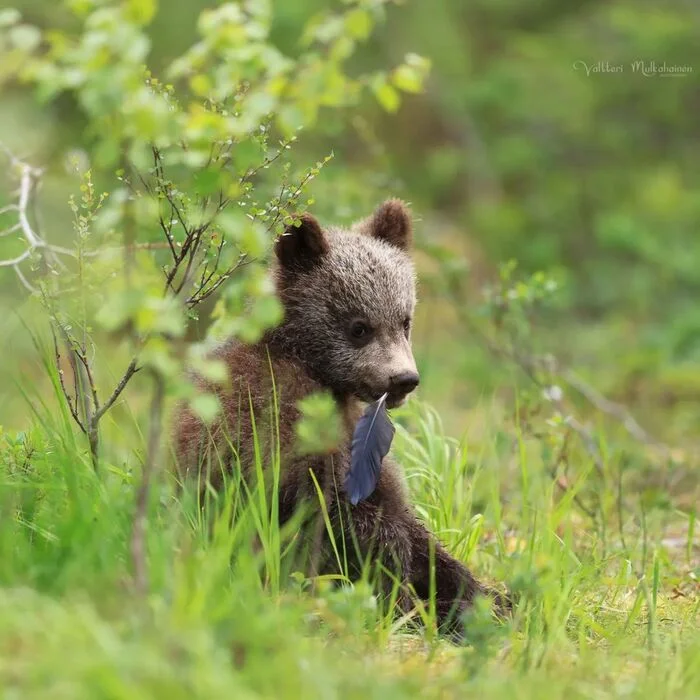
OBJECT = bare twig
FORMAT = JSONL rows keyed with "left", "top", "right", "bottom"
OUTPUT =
{"left": 0, "top": 145, "right": 75, "bottom": 284}
{"left": 2, "top": 137, "right": 285, "bottom": 474}
{"left": 0, "top": 249, "right": 32, "bottom": 267}
{"left": 0, "top": 223, "right": 21, "bottom": 237}
{"left": 51, "top": 327, "right": 86, "bottom": 434}
{"left": 75, "top": 349, "right": 98, "bottom": 407}
{"left": 186, "top": 254, "right": 252, "bottom": 307}
{"left": 547, "top": 431, "right": 597, "bottom": 520}
{"left": 460, "top": 309, "right": 672, "bottom": 465}
{"left": 14, "top": 265, "right": 35, "bottom": 293}
{"left": 93, "top": 358, "right": 140, "bottom": 423}
{"left": 560, "top": 367, "right": 667, "bottom": 450}
{"left": 44, "top": 290, "right": 140, "bottom": 466}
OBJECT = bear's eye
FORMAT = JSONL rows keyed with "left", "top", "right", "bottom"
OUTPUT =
{"left": 403, "top": 317, "right": 411, "bottom": 336}
{"left": 349, "top": 320, "right": 372, "bottom": 341}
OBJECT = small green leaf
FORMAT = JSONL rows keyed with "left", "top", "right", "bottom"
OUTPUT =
{"left": 9, "top": 24, "right": 41, "bottom": 52}
{"left": 372, "top": 77, "right": 400, "bottom": 113}
{"left": 189, "top": 74, "right": 212, "bottom": 97}
{"left": 344, "top": 8, "right": 371, "bottom": 40}
{"left": 232, "top": 139, "right": 265, "bottom": 173}
{"left": 295, "top": 391, "right": 342, "bottom": 456}
{"left": 0, "top": 8, "right": 21, "bottom": 27}
{"left": 278, "top": 104, "right": 305, "bottom": 135}
{"left": 391, "top": 64, "right": 423, "bottom": 94}
{"left": 191, "top": 394, "right": 221, "bottom": 424}
{"left": 193, "top": 168, "right": 223, "bottom": 196}
{"left": 197, "top": 360, "right": 229, "bottom": 385}
{"left": 391, "top": 54, "right": 430, "bottom": 94}
{"left": 244, "top": 90, "right": 277, "bottom": 122}
{"left": 127, "top": 0, "right": 157, "bottom": 25}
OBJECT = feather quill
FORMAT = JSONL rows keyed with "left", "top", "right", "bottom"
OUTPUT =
{"left": 345, "top": 392, "right": 395, "bottom": 505}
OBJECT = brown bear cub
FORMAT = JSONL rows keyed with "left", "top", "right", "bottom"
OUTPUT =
{"left": 174, "top": 199, "right": 503, "bottom": 634}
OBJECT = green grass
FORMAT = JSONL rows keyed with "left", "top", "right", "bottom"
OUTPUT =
{"left": 0, "top": 354, "right": 698, "bottom": 699}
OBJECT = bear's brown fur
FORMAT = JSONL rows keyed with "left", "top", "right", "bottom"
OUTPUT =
{"left": 173, "top": 200, "right": 504, "bottom": 635}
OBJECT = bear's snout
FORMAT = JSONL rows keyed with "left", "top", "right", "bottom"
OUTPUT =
{"left": 389, "top": 371, "right": 420, "bottom": 395}
{"left": 382, "top": 369, "right": 419, "bottom": 408}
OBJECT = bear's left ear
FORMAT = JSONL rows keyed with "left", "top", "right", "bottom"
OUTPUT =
{"left": 363, "top": 199, "right": 413, "bottom": 251}
{"left": 275, "top": 212, "right": 329, "bottom": 271}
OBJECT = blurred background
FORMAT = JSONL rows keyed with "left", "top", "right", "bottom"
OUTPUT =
{"left": 2, "top": 0, "right": 699, "bottom": 445}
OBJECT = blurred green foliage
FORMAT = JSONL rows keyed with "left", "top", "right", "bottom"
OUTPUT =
{"left": 0, "top": 4, "right": 698, "bottom": 697}
{"left": 0, "top": 0, "right": 431, "bottom": 449}
{"left": 1, "top": 0, "right": 699, "bottom": 441}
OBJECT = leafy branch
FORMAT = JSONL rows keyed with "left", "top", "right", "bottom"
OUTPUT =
{"left": 1, "top": 0, "right": 430, "bottom": 597}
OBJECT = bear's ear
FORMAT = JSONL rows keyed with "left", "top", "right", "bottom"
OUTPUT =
{"left": 364, "top": 199, "right": 412, "bottom": 251}
{"left": 275, "top": 213, "right": 329, "bottom": 271}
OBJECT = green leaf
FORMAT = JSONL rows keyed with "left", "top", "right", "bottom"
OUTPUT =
{"left": 95, "top": 290, "right": 138, "bottom": 333}
{"left": 277, "top": 104, "right": 305, "bottom": 136}
{"left": 244, "top": 90, "right": 277, "bottom": 123}
{"left": 391, "top": 65, "right": 423, "bottom": 94}
{"left": 195, "top": 359, "right": 229, "bottom": 385}
{"left": 371, "top": 77, "right": 400, "bottom": 113}
{"left": 127, "top": 0, "right": 157, "bottom": 25}
{"left": 344, "top": 8, "right": 371, "bottom": 40}
{"left": 189, "top": 73, "right": 212, "bottom": 97}
{"left": 295, "top": 391, "right": 342, "bottom": 455}
{"left": 0, "top": 8, "right": 21, "bottom": 27}
{"left": 391, "top": 54, "right": 430, "bottom": 94}
{"left": 239, "top": 220, "right": 269, "bottom": 258}
{"left": 308, "top": 15, "right": 344, "bottom": 45}
{"left": 9, "top": 24, "right": 41, "bottom": 52}
{"left": 231, "top": 139, "right": 265, "bottom": 173}
{"left": 193, "top": 168, "right": 223, "bottom": 196}
{"left": 190, "top": 394, "right": 221, "bottom": 424}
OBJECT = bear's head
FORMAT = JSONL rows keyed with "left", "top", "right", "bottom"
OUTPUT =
{"left": 270, "top": 199, "right": 419, "bottom": 408}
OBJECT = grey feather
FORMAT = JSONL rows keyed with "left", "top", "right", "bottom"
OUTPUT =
{"left": 345, "top": 393, "right": 395, "bottom": 505}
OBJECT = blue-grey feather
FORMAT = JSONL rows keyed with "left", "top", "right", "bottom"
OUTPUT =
{"left": 345, "top": 393, "right": 395, "bottom": 505}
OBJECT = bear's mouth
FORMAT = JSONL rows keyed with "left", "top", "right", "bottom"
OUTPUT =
{"left": 363, "top": 387, "right": 409, "bottom": 410}
{"left": 385, "top": 393, "right": 407, "bottom": 409}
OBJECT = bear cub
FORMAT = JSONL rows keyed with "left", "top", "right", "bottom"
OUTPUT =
{"left": 174, "top": 199, "right": 503, "bottom": 634}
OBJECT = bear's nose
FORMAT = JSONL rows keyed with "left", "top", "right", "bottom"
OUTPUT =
{"left": 389, "top": 371, "right": 420, "bottom": 395}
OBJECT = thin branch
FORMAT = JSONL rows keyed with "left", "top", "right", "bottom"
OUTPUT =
{"left": 0, "top": 145, "right": 76, "bottom": 283}
{"left": 560, "top": 367, "right": 667, "bottom": 451}
{"left": 173, "top": 230, "right": 202, "bottom": 295}
{"left": 15, "top": 157, "right": 42, "bottom": 247}
{"left": 0, "top": 249, "right": 32, "bottom": 267}
{"left": 0, "top": 223, "right": 21, "bottom": 237}
{"left": 75, "top": 349, "right": 100, "bottom": 413}
{"left": 158, "top": 212, "right": 178, "bottom": 260}
{"left": 93, "top": 358, "right": 140, "bottom": 423}
{"left": 460, "top": 311, "right": 607, "bottom": 477}
{"left": 192, "top": 237, "right": 228, "bottom": 300}
{"left": 1, "top": 147, "right": 146, "bottom": 468}
{"left": 14, "top": 265, "right": 36, "bottom": 293}
{"left": 131, "top": 370, "right": 166, "bottom": 595}
{"left": 51, "top": 327, "right": 86, "bottom": 434}
{"left": 186, "top": 255, "right": 252, "bottom": 307}
{"left": 458, "top": 293, "right": 687, "bottom": 481}
{"left": 548, "top": 431, "right": 597, "bottom": 520}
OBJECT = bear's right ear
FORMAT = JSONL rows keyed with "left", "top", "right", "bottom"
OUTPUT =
{"left": 275, "top": 213, "right": 329, "bottom": 271}
{"left": 360, "top": 198, "right": 413, "bottom": 251}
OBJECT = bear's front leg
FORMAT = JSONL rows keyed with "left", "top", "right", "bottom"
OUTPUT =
{"left": 338, "top": 499, "right": 504, "bottom": 635}
{"left": 407, "top": 520, "right": 500, "bottom": 635}
{"left": 331, "top": 495, "right": 416, "bottom": 616}
{"left": 334, "top": 472, "right": 500, "bottom": 630}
